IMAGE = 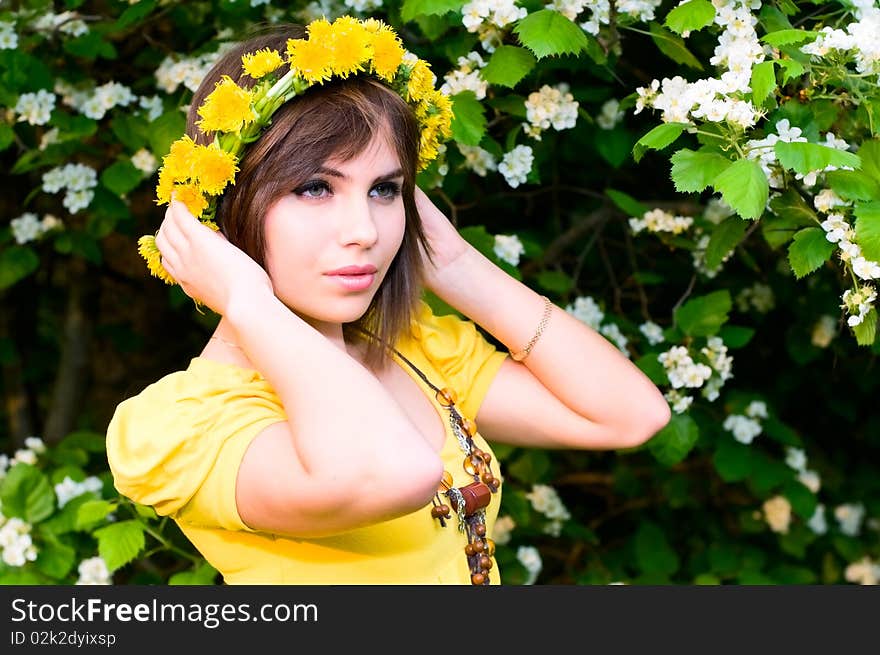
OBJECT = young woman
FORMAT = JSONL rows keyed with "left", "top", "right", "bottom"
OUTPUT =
{"left": 105, "top": 18, "right": 671, "bottom": 585}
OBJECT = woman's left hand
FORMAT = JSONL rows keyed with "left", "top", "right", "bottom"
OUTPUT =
{"left": 414, "top": 186, "right": 471, "bottom": 292}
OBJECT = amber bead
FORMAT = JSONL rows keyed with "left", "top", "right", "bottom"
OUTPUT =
{"left": 472, "top": 539, "right": 484, "bottom": 553}
{"left": 436, "top": 387, "right": 457, "bottom": 407}
{"left": 481, "top": 473, "right": 495, "bottom": 486}
{"left": 465, "top": 544, "right": 475, "bottom": 556}
{"left": 480, "top": 555, "right": 492, "bottom": 569}
{"left": 461, "top": 418, "right": 477, "bottom": 437}
{"left": 486, "top": 539, "right": 496, "bottom": 556}
{"left": 474, "top": 523, "right": 486, "bottom": 536}
{"left": 482, "top": 451, "right": 492, "bottom": 463}
{"left": 438, "top": 470, "right": 453, "bottom": 491}
{"left": 471, "top": 573, "right": 485, "bottom": 585}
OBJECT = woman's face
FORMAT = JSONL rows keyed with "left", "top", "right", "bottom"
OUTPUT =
{"left": 263, "top": 130, "right": 407, "bottom": 327}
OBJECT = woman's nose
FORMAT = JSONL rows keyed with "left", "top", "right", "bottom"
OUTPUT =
{"left": 338, "top": 196, "right": 378, "bottom": 247}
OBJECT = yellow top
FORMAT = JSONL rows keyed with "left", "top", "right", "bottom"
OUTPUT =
{"left": 106, "top": 300, "right": 509, "bottom": 584}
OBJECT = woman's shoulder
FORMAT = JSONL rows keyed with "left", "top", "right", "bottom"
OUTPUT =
{"left": 105, "top": 357, "right": 285, "bottom": 518}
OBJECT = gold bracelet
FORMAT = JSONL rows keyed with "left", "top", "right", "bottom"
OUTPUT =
{"left": 511, "top": 296, "right": 553, "bottom": 362}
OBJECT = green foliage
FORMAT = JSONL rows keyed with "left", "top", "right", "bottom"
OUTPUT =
{"left": 664, "top": 0, "right": 716, "bottom": 35}
{"left": 674, "top": 290, "right": 732, "bottom": 337}
{"left": 633, "top": 123, "right": 689, "bottom": 163}
{"left": 670, "top": 148, "right": 732, "bottom": 193}
{"left": 774, "top": 142, "right": 861, "bottom": 176}
{"left": 648, "top": 414, "right": 699, "bottom": 466}
{"left": 450, "top": 91, "right": 487, "bottom": 145}
{"left": 513, "top": 10, "right": 589, "bottom": 59}
{"left": 787, "top": 228, "right": 835, "bottom": 279}
{"left": 481, "top": 46, "right": 536, "bottom": 88}
{"left": 712, "top": 158, "right": 769, "bottom": 220}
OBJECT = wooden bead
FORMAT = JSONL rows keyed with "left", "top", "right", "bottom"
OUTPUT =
{"left": 465, "top": 544, "right": 475, "bottom": 556}
{"left": 481, "top": 473, "right": 495, "bottom": 486}
{"left": 431, "top": 506, "right": 446, "bottom": 519}
{"left": 472, "top": 539, "right": 484, "bottom": 553}
{"left": 481, "top": 451, "right": 491, "bottom": 463}
{"left": 474, "top": 523, "right": 486, "bottom": 536}
{"left": 480, "top": 555, "right": 492, "bottom": 569}
{"left": 471, "top": 573, "right": 485, "bottom": 585}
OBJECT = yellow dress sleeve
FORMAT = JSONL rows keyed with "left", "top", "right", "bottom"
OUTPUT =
{"left": 411, "top": 300, "right": 509, "bottom": 421}
{"left": 105, "top": 359, "right": 286, "bottom": 532}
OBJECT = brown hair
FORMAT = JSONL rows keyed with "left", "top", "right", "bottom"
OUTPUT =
{"left": 186, "top": 24, "right": 437, "bottom": 371}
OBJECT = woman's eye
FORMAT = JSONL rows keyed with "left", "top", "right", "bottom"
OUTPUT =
{"left": 371, "top": 182, "right": 401, "bottom": 199}
{"left": 295, "top": 181, "right": 330, "bottom": 198}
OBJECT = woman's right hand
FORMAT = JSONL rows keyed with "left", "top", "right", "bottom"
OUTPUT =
{"left": 153, "top": 199, "right": 273, "bottom": 315}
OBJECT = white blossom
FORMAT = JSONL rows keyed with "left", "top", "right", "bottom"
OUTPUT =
{"left": 76, "top": 556, "right": 113, "bottom": 585}
{"left": 639, "top": 321, "right": 665, "bottom": 345}
{"left": 784, "top": 447, "right": 807, "bottom": 473}
{"left": 845, "top": 556, "right": 880, "bottom": 585}
{"left": 524, "top": 84, "right": 579, "bottom": 140}
{"left": 492, "top": 515, "right": 516, "bottom": 545}
{"left": 14, "top": 89, "right": 56, "bottom": 126}
{"left": 798, "top": 469, "right": 821, "bottom": 494}
{"left": 762, "top": 495, "right": 792, "bottom": 534}
{"left": 811, "top": 315, "right": 837, "bottom": 348}
{"left": 596, "top": 98, "right": 625, "bottom": 130}
{"left": 835, "top": 503, "right": 865, "bottom": 536}
{"left": 565, "top": 296, "right": 604, "bottom": 330}
{"left": 516, "top": 545, "right": 542, "bottom": 585}
{"left": 54, "top": 476, "right": 103, "bottom": 509}
{"left": 131, "top": 148, "right": 158, "bottom": 174}
{"left": 723, "top": 414, "right": 762, "bottom": 444}
{"left": 0, "top": 21, "right": 18, "bottom": 50}
{"left": 498, "top": 145, "right": 533, "bottom": 188}
{"left": 807, "top": 504, "right": 828, "bottom": 535}
{"left": 10, "top": 213, "right": 43, "bottom": 245}
{"left": 493, "top": 234, "right": 525, "bottom": 267}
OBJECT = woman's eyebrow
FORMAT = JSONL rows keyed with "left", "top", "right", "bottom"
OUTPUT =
{"left": 316, "top": 166, "right": 404, "bottom": 183}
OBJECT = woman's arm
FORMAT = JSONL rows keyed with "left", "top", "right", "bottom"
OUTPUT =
{"left": 156, "top": 200, "right": 443, "bottom": 537}
{"left": 416, "top": 190, "right": 671, "bottom": 451}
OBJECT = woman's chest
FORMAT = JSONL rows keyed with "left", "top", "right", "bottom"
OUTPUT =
{"left": 373, "top": 360, "right": 449, "bottom": 454}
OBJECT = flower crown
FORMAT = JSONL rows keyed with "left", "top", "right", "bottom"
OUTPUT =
{"left": 139, "top": 15, "right": 454, "bottom": 285}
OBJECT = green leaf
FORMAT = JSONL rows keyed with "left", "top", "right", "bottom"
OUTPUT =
{"left": 825, "top": 170, "right": 880, "bottom": 201}
{"left": 0, "top": 464, "right": 56, "bottom": 524}
{"left": 647, "top": 414, "right": 699, "bottom": 466}
{"left": 777, "top": 59, "right": 805, "bottom": 84}
{"left": 705, "top": 217, "right": 749, "bottom": 270}
{"left": 481, "top": 46, "right": 536, "bottom": 88}
{"left": 634, "top": 522, "right": 680, "bottom": 575}
{"left": 111, "top": 113, "right": 149, "bottom": 151}
{"left": 459, "top": 225, "right": 495, "bottom": 259}
{"left": 506, "top": 450, "right": 552, "bottom": 484}
{"left": 670, "top": 148, "right": 732, "bottom": 193}
{"left": 664, "top": 0, "right": 716, "bottom": 35}
{"left": 93, "top": 520, "right": 145, "bottom": 572}
{"left": 635, "top": 354, "right": 668, "bottom": 386}
{"left": 76, "top": 500, "right": 117, "bottom": 530}
{"left": 783, "top": 480, "right": 818, "bottom": 520}
{"left": 649, "top": 22, "right": 703, "bottom": 70}
{"left": 100, "top": 160, "right": 143, "bottom": 197}
{"left": 761, "top": 29, "right": 818, "bottom": 47}
{"left": 713, "top": 438, "right": 753, "bottom": 482}
{"left": 0, "top": 246, "right": 40, "bottom": 290}
{"left": 34, "top": 539, "right": 76, "bottom": 580}
{"left": 535, "top": 270, "right": 573, "bottom": 295}
{"left": 0, "top": 122, "right": 14, "bottom": 152}
{"left": 60, "top": 430, "right": 107, "bottom": 452}
{"left": 787, "top": 227, "right": 835, "bottom": 279}
{"left": 149, "top": 110, "right": 186, "bottom": 160}
{"left": 750, "top": 61, "right": 777, "bottom": 106}
{"left": 774, "top": 141, "right": 861, "bottom": 175}
{"left": 853, "top": 308, "right": 877, "bottom": 347}
{"left": 400, "top": 0, "right": 464, "bottom": 22}
{"left": 764, "top": 188, "right": 816, "bottom": 248}
{"left": 675, "top": 290, "right": 732, "bottom": 337}
{"left": 605, "top": 188, "right": 648, "bottom": 217}
{"left": 854, "top": 201, "right": 880, "bottom": 262}
{"left": 112, "top": 0, "right": 157, "bottom": 30}
{"left": 633, "top": 122, "right": 689, "bottom": 163}
{"left": 761, "top": 417, "right": 801, "bottom": 447}
{"left": 718, "top": 325, "right": 755, "bottom": 349}
{"left": 169, "top": 561, "right": 219, "bottom": 585}
{"left": 63, "top": 32, "right": 117, "bottom": 60}
{"left": 712, "top": 158, "right": 769, "bottom": 220}
{"left": 487, "top": 94, "right": 527, "bottom": 119}
{"left": 450, "top": 91, "right": 487, "bottom": 146}
{"left": 594, "top": 128, "right": 634, "bottom": 168}
{"left": 513, "top": 9, "right": 589, "bottom": 59}
{"left": 856, "top": 139, "right": 880, "bottom": 182}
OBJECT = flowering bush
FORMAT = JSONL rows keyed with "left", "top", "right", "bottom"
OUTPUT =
{"left": 1, "top": 0, "right": 878, "bottom": 585}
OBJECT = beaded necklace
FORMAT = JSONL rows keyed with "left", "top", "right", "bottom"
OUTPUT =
{"left": 353, "top": 327, "right": 500, "bottom": 585}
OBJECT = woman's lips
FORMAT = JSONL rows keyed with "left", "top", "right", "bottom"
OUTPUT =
{"left": 326, "top": 272, "right": 375, "bottom": 291}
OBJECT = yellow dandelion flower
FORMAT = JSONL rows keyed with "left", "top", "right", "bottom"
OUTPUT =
{"left": 195, "top": 144, "right": 238, "bottom": 196}
{"left": 427, "top": 90, "right": 454, "bottom": 138}
{"left": 406, "top": 59, "right": 435, "bottom": 103}
{"left": 196, "top": 76, "right": 257, "bottom": 134}
{"left": 242, "top": 48, "right": 284, "bottom": 79}
{"left": 361, "top": 18, "right": 385, "bottom": 34}
{"left": 287, "top": 37, "right": 333, "bottom": 84}
{"left": 329, "top": 16, "right": 371, "bottom": 78}
{"left": 162, "top": 135, "right": 198, "bottom": 182}
{"left": 306, "top": 17, "right": 333, "bottom": 43}
{"left": 370, "top": 26, "right": 404, "bottom": 81}
{"left": 138, "top": 235, "right": 175, "bottom": 285}
{"left": 174, "top": 182, "right": 209, "bottom": 218}
{"left": 155, "top": 167, "right": 175, "bottom": 205}
{"left": 203, "top": 220, "right": 221, "bottom": 231}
